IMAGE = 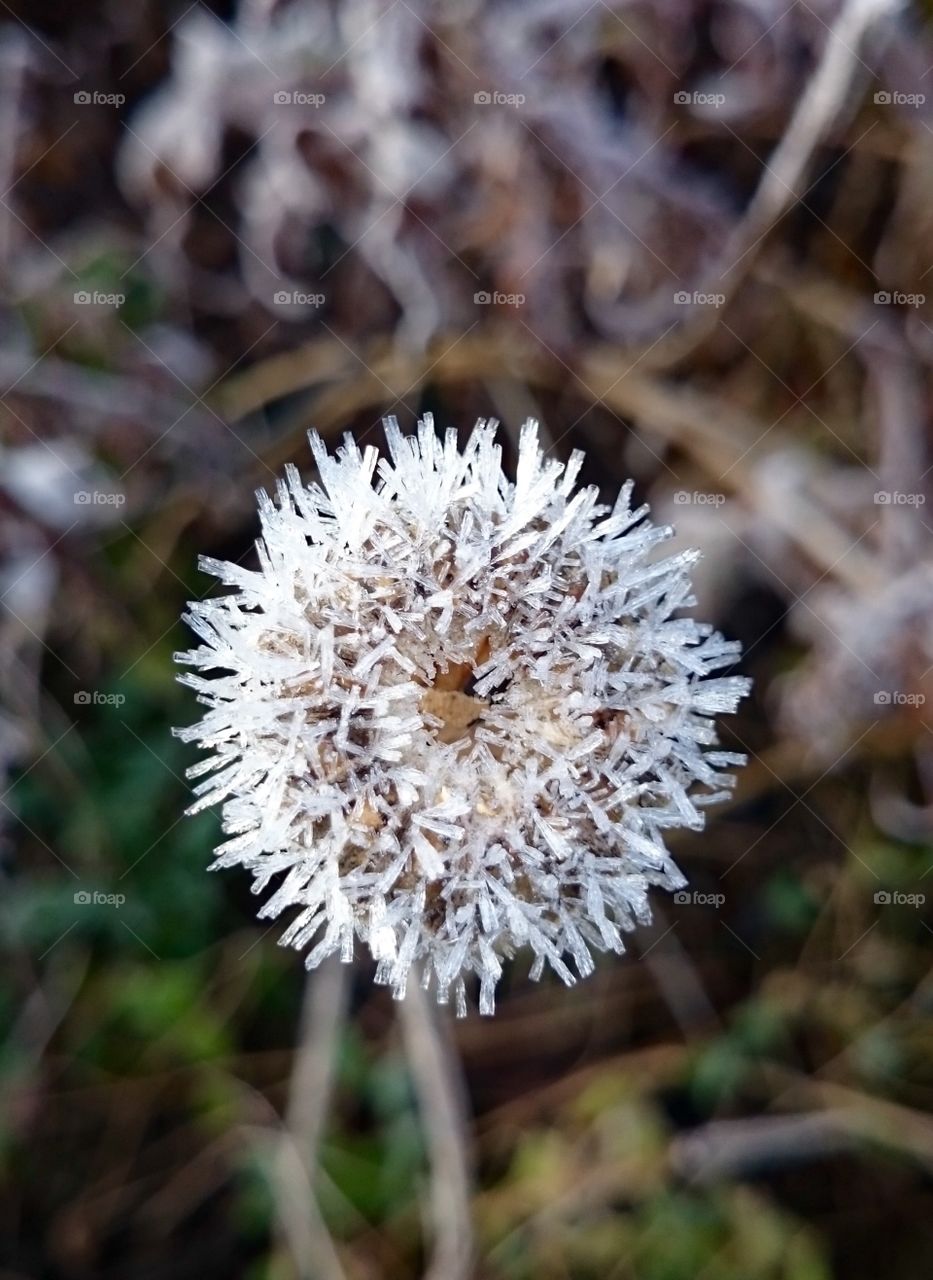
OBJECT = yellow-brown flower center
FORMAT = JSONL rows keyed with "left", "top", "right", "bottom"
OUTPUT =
{"left": 420, "top": 638, "right": 494, "bottom": 745}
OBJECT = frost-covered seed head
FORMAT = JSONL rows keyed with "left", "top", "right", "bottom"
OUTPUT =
{"left": 175, "top": 418, "right": 750, "bottom": 1014}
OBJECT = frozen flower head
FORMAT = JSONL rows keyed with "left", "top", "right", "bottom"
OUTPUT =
{"left": 176, "top": 418, "right": 749, "bottom": 1014}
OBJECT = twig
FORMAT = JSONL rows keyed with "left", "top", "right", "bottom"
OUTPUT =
{"left": 729, "top": 0, "right": 896, "bottom": 262}
{"left": 669, "top": 1111, "right": 857, "bottom": 1183}
{"left": 762, "top": 1069, "right": 933, "bottom": 1172}
{"left": 0, "top": 32, "right": 29, "bottom": 269}
{"left": 284, "top": 957, "right": 350, "bottom": 1155}
{"left": 646, "top": 0, "right": 901, "bottom": 367}
{"left": 399, "top": 979, "right": 475, "bottom": 1280}
{"left": 273, "top": 956, "right": 350, "bottom": 1280}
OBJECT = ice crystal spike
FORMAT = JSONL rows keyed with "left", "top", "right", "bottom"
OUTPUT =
{"left": 175, "top": 417, "right": 750, "bottom": 1014}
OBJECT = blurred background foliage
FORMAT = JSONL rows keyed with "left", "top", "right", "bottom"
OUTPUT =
{"left": 2, "top": 0, "right": 933, "bottom": 1277}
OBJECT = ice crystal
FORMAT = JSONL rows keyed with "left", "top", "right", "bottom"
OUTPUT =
{"left": 175, "top": 418, "right": 750, "bottom": 1014}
